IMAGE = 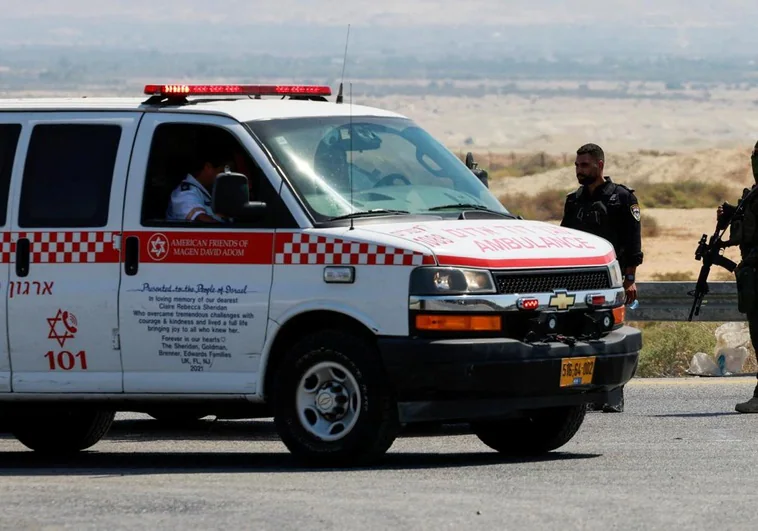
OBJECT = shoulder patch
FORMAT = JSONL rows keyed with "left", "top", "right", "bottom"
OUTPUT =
{"left": 180, "top": 183, "right": 191, "bottom": 191}
{"left": 630, "top": 203, "right": 641, "bottom": 222}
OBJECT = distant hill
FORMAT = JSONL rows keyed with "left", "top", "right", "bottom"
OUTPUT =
{"left": 3, "top": 1, "right": 758, "bottom": 59}
{"left": 488, "top": 147, "right": 755, "bottom": 198}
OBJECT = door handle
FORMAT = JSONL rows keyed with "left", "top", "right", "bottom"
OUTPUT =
{"left": 124, "top": 235, "right": 139, "bottom": 276}
{"left": 15, "top": 237, "right": 29, "bottom": 277}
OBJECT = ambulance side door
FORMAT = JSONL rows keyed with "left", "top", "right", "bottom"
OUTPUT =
{"left": 7, "top": 112, "right": 139, "bottom": 393}
{"left": 119, "top": 113, "right": 288, "bottom": 394}
{"left": 0, "top": 122, "right": 23, "bottom": 393}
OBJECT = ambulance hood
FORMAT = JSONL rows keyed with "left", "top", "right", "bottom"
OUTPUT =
{"left": 354, "top": 218, "right": 617, "bottom": 269}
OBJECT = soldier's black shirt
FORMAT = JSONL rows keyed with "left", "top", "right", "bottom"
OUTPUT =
{"left": 560, "top": 176, "right": 644, "bottom": 270}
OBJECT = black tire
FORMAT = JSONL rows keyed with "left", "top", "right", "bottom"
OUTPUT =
{"left": 272, "top": 329, "right": 400, "bottom": 467}
{"left": 472, "top": 405, "right": 587, "bottom": 456}
{"left": 11, "top": 409, "right": 115, "bottom": 455}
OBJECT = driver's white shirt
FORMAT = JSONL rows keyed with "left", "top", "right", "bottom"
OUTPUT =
{"left": 166, "top": 174, "right": 226, "bottom": 222}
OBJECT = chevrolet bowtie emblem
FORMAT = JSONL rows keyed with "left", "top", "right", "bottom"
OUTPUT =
{"left": 549, "top": 291, "right": 576, "bottom": 311}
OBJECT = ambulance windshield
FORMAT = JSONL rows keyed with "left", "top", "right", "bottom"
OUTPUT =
{"left": 245, "top": 116, "right": 511, "bottom": 222}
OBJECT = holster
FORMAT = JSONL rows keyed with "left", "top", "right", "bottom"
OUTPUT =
{"left": 736, "top": 263, "right": 758, "bottom": 314}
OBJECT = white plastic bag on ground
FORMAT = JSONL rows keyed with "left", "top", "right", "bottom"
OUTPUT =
{"left": 717, "top": 347, "right": 750, "bottom": 374}
{"left": 714, "top": 322, "right": 752, "bottom": 353}
{"left": 688, "top": 352, "right": 721, "bottom": 376}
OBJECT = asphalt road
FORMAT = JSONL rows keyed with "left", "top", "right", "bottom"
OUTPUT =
{"left": 1, "top": 378, "right": 758, "bottom": 530}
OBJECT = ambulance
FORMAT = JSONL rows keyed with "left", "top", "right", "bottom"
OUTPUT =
{"left": 0, "top": 83, "right": 641, "bottom": 466}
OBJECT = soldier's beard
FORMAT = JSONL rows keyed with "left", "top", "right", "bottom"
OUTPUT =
{"left": 577, "top": 173, "right": 595, "bottom": 185}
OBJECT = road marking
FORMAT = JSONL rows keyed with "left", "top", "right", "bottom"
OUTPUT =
{"left": 629, "top": 377, "right": 755, "bottom": 386}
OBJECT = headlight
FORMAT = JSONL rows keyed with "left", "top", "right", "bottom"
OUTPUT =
{"left": 410, "top": 267, "right": 496, "bottom": 295}
{"left": 608, "top": 260, "right": 623, "bottom": 289}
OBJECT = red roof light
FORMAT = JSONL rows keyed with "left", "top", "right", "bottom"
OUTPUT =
{"left": 517, "top": 298, "right": 540, "bottom": 311}
{"left": 143, "top": 84, "right": 332, "bottom": 97}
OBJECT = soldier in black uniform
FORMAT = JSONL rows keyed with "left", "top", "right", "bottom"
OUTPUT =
{"left": 561, "top": 143, "right": 643, "bottom": 413}
{"left": 717, "top": 140, "right": 758, "bottom": 413}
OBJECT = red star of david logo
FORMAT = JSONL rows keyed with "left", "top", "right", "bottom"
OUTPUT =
{"left": 148, "top": 233, "right": 169, "bottom": 261}
{"left": 47, "top": 309, "right": 78, "bottom": 348}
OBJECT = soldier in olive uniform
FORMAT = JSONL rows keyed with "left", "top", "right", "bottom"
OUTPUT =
{"left": 561, "top": 143, "right": 643, "bottom": 413}
{"left": 717, "top": 140, "right": 758, "bottom": 413}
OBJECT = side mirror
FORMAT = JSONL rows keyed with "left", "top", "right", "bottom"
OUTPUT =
{"left": 465, "top": 151, "right": 489, "bottom": 189}
{"left": 212, "top": 171, "right": 267, "bottom": 220}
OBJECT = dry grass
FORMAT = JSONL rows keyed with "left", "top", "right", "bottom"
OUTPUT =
{"left": 635, "top": 149, "right": 679, "bottom": 157}
{"left": 642, "top": 215, "right": 660, "bottom": 237}
{"left": 713, "top": 269, "right": 736, "bottom": 281}
{"left": 651, "top": 270, "right": 695, "bottom": 281}
{"left": 498, "top": 189, "right": 568, "bottom": 221}
{"left": 629, "top": 322, "right": 721, "bottom": 377}
{"left": 458, "top": 151, "right": 572, "bottom": 178}
{"left": 636, "top": 181, "right": 732, "bottom": 209}
{"left": 648, "top": 268, "right": 733, "bottom": 282}
{"left": 628, "top": 321, "right": 758, "bottom": 378}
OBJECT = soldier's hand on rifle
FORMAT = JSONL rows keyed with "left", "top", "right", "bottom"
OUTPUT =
{"left": 718, "top": 202, "right": 736, "bottom": 221}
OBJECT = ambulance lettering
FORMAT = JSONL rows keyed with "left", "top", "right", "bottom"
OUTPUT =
{"left": 9, "top": 280, "right": 54, "bottom": 298}
{"left": 474, "top": 236, "right": 595, "bottom": 252}
{"left": 45, "top": 309, "right": 87, "bottom": 371}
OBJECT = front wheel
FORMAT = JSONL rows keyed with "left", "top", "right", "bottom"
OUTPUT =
{"left": 471, "top": 405, "right": 587, "bottom": 456}
{"left": 272, "top": 330, "right": 400, "bottom": 467}
{"left": 10, "top": 408, "right": 115, "bottom": 455}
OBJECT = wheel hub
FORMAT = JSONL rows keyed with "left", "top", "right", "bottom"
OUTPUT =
{"left": 315, "top": 382, "right": 349, "bottom": 420}
{"left": 296, "top": 361, "right": 362, "bottom": 441}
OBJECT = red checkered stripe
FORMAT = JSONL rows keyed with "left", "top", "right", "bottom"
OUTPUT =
{"left": 0, "top": 232, "right": 11, "bottom": 264}
{"left": 275, "top": 232, "right": 434, "bottom": 266}
{"left": 0, "top": 231, "right": 120, "bottom": 264}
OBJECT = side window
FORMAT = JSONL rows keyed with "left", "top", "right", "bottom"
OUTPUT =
{"left": 0, "top": 124, "right": 22, "bottom": 226}
{"left": 18, "top": 124, "right": 121, "bottom": 228}
{"left": 141, "top": 122, "right": 295, "bottom": 228}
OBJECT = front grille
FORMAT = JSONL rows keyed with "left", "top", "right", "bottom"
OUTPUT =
{"left": 493, "top": 268, "right": 611, "bottom": 294}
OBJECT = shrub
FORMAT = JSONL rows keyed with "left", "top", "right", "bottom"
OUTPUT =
{"left": 642, "top": 215, "right": 660, "bottom": 237}
{"left": 498, "top": 189, "right": 568, "bottom": 221}
{"left": 651, "top": 270, "right": 695, "bottom": 281}
{"left": 637, "top": 181, "right": 732, "bottom": 209}
{"left": 713, "top": 269, "right": 736, "bottom": 281}
{"left": 630, "top": 321, "right": 721, "bottom": 377}
{"left": 460, "top": 151, "right": 572, "bottom": 179}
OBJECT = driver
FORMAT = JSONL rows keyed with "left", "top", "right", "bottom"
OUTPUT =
{"left": 166, "top": 140, "right": 235, "bottom": 223}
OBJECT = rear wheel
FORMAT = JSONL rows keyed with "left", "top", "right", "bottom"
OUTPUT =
{"left": 272, "top": 329, "right": 400, "bottom": 467}
{"left": 472, "top": 405, "right": 587, "bottom": 456}
{"left": 10, "top": 408, "right": 115, "bottom": 455}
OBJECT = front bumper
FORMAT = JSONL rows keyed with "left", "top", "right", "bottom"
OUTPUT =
{"left": 377, "top": 325, "right": 641, "bottom": 423}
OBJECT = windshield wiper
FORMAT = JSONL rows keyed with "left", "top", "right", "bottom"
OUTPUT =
{"left": 326, "top": 209, "right": 411, "bottom": 221}
{"left": 426, "top": 203, "right": 516, "bottom": 218}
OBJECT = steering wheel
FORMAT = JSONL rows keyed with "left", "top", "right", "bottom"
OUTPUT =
{"left": 373, "top": 173, "right": 411, "bottom": 188}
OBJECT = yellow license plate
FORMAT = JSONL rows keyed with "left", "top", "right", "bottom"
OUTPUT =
{"left": 560, "top": 356, "right": 596, "bottom": 387}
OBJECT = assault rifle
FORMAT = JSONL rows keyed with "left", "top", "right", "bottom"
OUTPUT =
{"left": 688, "top": 219, "right": 737, "bottom": 321}
{"left": 688, "top": 185, "right": 758, "bottom": 321}
{"left": 465, "top": 152, "right": 489, "bottom": 188}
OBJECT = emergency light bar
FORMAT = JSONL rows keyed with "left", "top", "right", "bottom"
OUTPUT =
{"left": 143, "top": 84, "right": 332, "bottom": 97}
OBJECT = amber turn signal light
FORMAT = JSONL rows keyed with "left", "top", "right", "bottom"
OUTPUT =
{"left": 612, "top": 305, "right": 625, "bottom": 325}
{"left": 415, "top": 314, "right": 502, "bottom": 331}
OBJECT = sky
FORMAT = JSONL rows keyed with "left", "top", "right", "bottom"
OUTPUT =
{"left": 2, "top": 0, "right": 758, "bottom": 26}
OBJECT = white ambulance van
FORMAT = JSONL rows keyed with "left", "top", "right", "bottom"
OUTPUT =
{"left": 0, "top": 83, "right": 641, "bottom": 466}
